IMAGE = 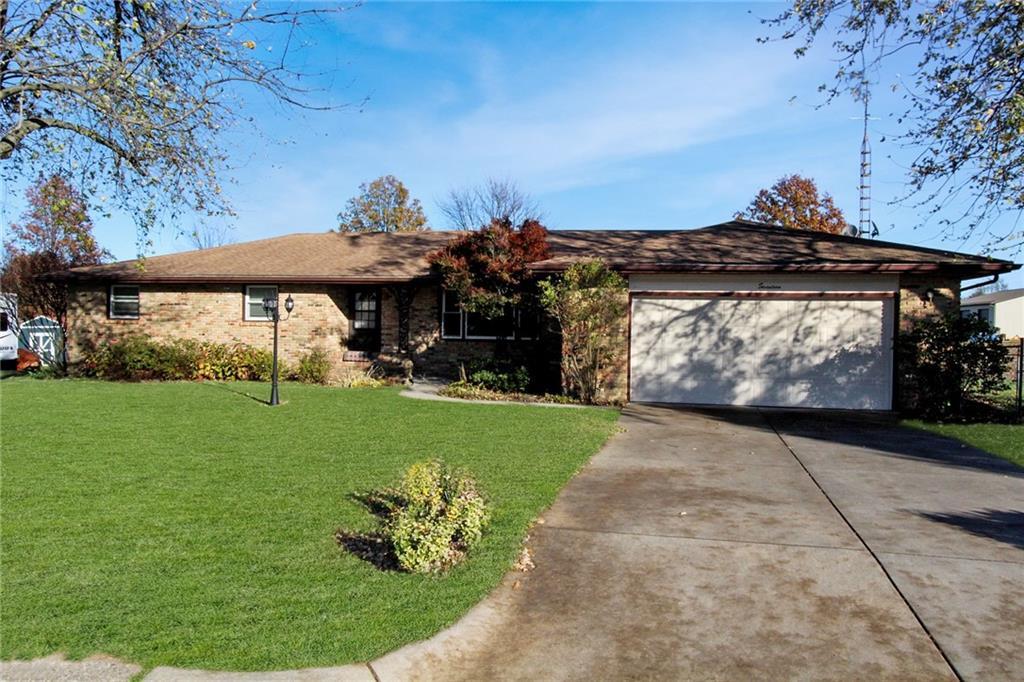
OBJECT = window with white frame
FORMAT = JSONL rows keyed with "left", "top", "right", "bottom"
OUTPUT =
{"left": 441, "top": 290, "right": 538, "bottom": 340}
{"left": 108, "top": 285, "right": 140, "bottom": 319}
{"left": 963, "top": 306, "right": 994, "bottom": 325}
{"left": 441, "top": 290, "right": 464, "bottom": 339}
{"left": 245, "top": 285, "right": 278, "bottom": 321}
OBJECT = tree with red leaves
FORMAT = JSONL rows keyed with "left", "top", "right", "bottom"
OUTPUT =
{"left": 738, "top": 175, "right": 849, "bottom": 235}
{"left": 2, "top": 175, "right": 110, "bottom": 349}
{"left": 428, "top": 218, "right": 550, "bottom": 318}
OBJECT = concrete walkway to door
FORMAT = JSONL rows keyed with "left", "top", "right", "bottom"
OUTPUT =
{"left": 367, "top": 405, "right": 1022, "bottom": 681}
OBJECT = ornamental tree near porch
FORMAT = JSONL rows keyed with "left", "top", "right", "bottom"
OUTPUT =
{"left": 539, "top": 259, "right": 628, "bottom": 404}
{"left": 428, "top": 218, "right": 550, "bottom": 319}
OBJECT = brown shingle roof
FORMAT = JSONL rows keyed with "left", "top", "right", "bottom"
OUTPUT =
{"left": 59, "top": 220, "right": 1019, "bottom": 283}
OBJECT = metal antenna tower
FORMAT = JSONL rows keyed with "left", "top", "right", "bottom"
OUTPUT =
{"left": 858, "top": 95, "right": 874, "bottom": 237}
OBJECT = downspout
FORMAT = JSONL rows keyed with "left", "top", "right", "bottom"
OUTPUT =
{"left": 959, "top": 273, "right": 1000, "bottom": 295}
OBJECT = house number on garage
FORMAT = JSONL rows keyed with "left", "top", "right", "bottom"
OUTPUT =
{"left": 757, "top": 282, "right": 782, "bottom": 290}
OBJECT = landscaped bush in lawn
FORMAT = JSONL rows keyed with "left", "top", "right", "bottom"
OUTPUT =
{"left": 82, "top": 335, "right": 276, "bottom": 382}
{"left": 295, "top": 347, "right": 332, "bottom": 384}
{"left": 386, "top": 460, "right": 490, "bottom": 573}
{"left": 342, "top": 459, "right": 491, "bottom": 573}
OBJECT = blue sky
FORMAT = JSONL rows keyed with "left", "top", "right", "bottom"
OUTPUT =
{"left": 4, "top": 1, "right": 1022, "bottom": 287}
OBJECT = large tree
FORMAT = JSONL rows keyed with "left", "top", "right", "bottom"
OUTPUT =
{"left": 765, "top": 1, "right": 1024, "bottom": 251}
{"left": 439, "top": 178, "right": 541, "bottom": 231}
{"left": 738, "top": 174, "right": 849, "bottom": 234}
{"left": 187, "top": 223, "right": 234, "bottom": 250}
{"left": 337, "top": 175, "right": 429, "bottom": 233}
{"left": 0, "top": 1, "right": 346, "bottom": 244}
{"left": 2, "top": 174, "right": 109, "bottom": 336}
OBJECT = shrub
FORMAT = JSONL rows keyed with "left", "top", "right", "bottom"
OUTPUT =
{"left": 439, "top": 381, "right": 579, "bottom": 405}
{"left": 382, "top": 460, "right": 490, "bottom": 573}
{"left": 539, "top": 259, "right": 628, "bottom": 404}
{"left": 466, "top": 362, "right": 530, "bottom": 393}
{"left": 296, "top": 348, "right": 332, "bottom": 384}
{"left": 898, "top": 312, "right": 1010, "bottom": 419}
{"left": 82, "top": 335, "right": 276, "bottom": 382}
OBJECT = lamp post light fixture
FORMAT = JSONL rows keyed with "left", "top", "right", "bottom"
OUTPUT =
{"left": 263, "top": 292, "right": 294, "bottom": 406}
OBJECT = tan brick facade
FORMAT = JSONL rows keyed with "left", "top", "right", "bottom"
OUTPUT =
{"left": 66, "top": 282, "right": 561, "bottom": 386}
{"left": 897, "top": 274, "right": 960, "bottom": 329}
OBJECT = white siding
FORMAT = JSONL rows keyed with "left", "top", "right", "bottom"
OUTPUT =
{"left": 994, "top": 298, "right": 1024, "bottom": 337}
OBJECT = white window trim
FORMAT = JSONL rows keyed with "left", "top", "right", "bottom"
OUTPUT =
{"left": 244, "top": 285, "right": 278, "bottom": 321}
{"left": 108, "top": 285, "right": 140, "bottom": 320}
{"left": 441, "top": 290, "right": 464, "bottom": 340}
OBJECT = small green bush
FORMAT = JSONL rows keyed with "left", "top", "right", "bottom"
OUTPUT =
{"left": 465, "top": 361, "right": 531, "bottom": 393}
{"left": 296, "top": 348, "right": 332, "bottom": 384}
{"left": 382, "top": 460, "right": 490, "bottom": 573}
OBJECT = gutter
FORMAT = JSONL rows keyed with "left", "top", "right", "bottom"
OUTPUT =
{"left": 959, "top": 273, "right": 1000, "bottom": 294}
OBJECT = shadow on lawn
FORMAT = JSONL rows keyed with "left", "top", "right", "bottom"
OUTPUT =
{"left": 202, "top": 380, "right": 272, "bottom": 405}
{"left": 334, "top": 491, "right": 401, "bottom": 571}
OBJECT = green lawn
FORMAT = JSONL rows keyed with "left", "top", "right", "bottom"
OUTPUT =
{"left": 0, "top": 379, "right": 619, "bottom": 672}
{"left": 904, "top": 420, "right": 1024, "bottom": 468}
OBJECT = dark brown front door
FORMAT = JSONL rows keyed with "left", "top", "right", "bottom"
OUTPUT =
{"left": 348, "top": 287, "right": 382, "bottom": 352}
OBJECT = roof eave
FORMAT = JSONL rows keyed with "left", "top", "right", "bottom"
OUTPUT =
{"left": 530, "top": 261, "right": 1019, "bottom": 276}
{"left": 53, "top": 273, "right": 436, "bottom": 285}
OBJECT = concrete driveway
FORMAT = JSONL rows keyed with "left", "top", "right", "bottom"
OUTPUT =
{"left": 374, "top": 405, "right": 1023, "bottom": 681}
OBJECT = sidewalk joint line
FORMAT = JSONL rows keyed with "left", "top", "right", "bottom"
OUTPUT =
{"left": 762, "top": 412, "right": 964, "bottom": 682}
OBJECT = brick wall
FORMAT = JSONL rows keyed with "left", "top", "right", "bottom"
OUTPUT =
{"left": 897, "top": 274, "right": 960, "bottom": 329}
{"left": 66, "top": 282, "right": 562, "bottom": 387}
{"left": 66, "top": 283, "right": 353, "bottom": 377}
{"left": 895, "top": 274, "right": 962, "bottom": 409}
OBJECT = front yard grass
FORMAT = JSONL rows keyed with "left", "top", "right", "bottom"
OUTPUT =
{"left": 904, "top": 420, "right": 1023, "bottom": 468}
{"left": 0, "top": 379, "right": 619, "bottom": 672}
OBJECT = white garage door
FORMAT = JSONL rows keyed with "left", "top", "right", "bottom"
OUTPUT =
{"left": 630, "top": 296, "right": 894, "bottom": 409}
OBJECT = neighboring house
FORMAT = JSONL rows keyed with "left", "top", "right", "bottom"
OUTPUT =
{"left": 961, "top": 288, "right": 1024, "bottom": 337}
{"left": 55, "top": 219, "right": 1020, "bottom": 410}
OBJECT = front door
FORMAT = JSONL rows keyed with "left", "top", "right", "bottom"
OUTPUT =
{"left": 348, "top": 288, "right": 382, "bottom": 353}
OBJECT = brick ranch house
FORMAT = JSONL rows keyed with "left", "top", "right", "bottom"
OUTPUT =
{"left": 57, "top": 219, "right": 1019, "bottom": 410}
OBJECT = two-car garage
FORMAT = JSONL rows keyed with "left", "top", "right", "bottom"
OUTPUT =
{"left": 628, "top": 274, "right": 896, "bottom": 410}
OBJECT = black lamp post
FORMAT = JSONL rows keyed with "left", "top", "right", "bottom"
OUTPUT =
{"left": 263, "top": 292, "right": 294, "bottom": 406}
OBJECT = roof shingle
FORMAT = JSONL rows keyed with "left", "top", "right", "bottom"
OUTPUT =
{"left": 59, "top": 220, "right": 1019, "bottom": 283}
